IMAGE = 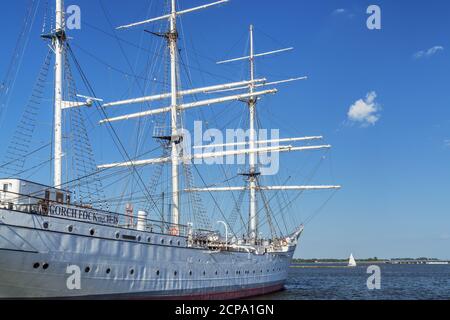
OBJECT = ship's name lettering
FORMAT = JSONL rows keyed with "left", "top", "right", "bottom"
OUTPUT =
{"left": 45, "top": 205, "right": 119, "bottom": 225}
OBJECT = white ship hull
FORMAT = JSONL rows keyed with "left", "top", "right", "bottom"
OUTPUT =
{"left": 0, "top": 209, "right": 294, "bottom": 299}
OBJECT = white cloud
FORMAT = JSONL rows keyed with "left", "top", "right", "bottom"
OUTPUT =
{"left": 444, "top": 140, "right": 450, "bottom": 148}
{"left": 347, "top": 91, "right": 381, "bottom": 127}
{"left": 413, "top": 46, "right": 444, "bottom": 59}
{"left": 332, "top": 8, "right": 354, "bottom": 18}
{"left": 333, "top": 8, "right": 347, "bottom": 15}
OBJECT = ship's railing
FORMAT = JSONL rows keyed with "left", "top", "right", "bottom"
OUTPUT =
{"left": 0, "top": 190, "right": 212, "bottom": 238}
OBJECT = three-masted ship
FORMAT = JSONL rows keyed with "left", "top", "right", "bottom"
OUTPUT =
{"left": 0, "top": 0, "right": 340, "bottom": 299}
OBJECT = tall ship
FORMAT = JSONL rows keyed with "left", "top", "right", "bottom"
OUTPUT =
{"left": 0, "top": 0, "right": 340, "bottom": 299}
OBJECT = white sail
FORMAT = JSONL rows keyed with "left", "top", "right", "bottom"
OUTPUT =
{"left": 348, "top": 253, "right": 357, "bottom": 267}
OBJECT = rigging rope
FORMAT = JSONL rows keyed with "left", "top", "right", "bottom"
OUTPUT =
{"left": 0, "top": 0, "right": 41, "bottom": 127}
{"left": 63, "top": 43, "right": 108, "bottom": 209}
{"left": 66, "top": 44, "right": 165, "bottom": 220}
{"left": 1, "top": 49, "right": 53, "bottom": 176}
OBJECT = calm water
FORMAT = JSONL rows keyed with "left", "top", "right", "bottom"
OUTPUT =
{"left": 255, "top": 263, "right": 450, "bottom": 300}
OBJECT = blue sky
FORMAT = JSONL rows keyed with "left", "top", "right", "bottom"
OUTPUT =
{"left": 1, "top": 0, "right": 450, "bottom": 259}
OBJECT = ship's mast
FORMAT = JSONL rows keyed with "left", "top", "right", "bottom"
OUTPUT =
{"left": 53, "top": 0, "right": 64, "bottom": 188}
{"left": 248, "top": 25, "right": 258, "bottom": 242}
{"left": 98, "top": 0, "right": 255, "bottom": 233}
{"left": 169, "top": 0, "right": 180, "bottom": 234}
{"left": 96, "top": 2, "right": 342, "bottom": 240}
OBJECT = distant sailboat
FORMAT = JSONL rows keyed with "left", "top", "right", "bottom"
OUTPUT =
{"left": 348, "top": 253, "right": 357, "bottom": 267}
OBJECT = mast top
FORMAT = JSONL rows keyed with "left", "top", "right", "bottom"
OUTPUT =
{"left": 217, "top": 24, "right": 294, "bottom": 65}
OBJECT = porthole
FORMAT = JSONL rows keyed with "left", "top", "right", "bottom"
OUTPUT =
{"left": 89, "top": 228, "right": 95, "bottom": 236}
{"left": 226, "top": 270, "right": 229, "bottom": 275}
{"left": 33, "top": 262, "right": 40, "bottom": 269}
{"left": 67, "top": 225, "right": 73, "bottom": 232}
{"left": 177, "top": 240, "right": 181, "bottom": 246}
{"left": 161, "top": 239, "right": 165, "bottom": 244}
{"left": 203, "top": 271, "right": 206, "bottom": 276}
{"left": 215, "top": 271, "right": 218, "bottom": 275}
{"left": 130, "top": 269, "right": 134, "bottom": 275}
{"left": 189, "top": 271, "right": 192, "bottom": 276}
{"left": 156, "top": 270, "right": 160, "bottom": 276}
{"left": 169, "top": 240, "right": 173, "bottom": 245}
{"left": 174, "top": 271, "right": 177, "bottom": 276}
{"left": 85, "top": 266, "right": 90, "bottom": 273}
{"left": 137, "top": 236, "right": 141, "bottom": 242}
{"left": 115, "top": 232, "right": 120, "bottom": 239}
{"left": 42, "top": 263, "right": 49, "bottom": 270}
{"left": 106, "top": 268, "right": 111, "bottom": 274}
{"left": 147, "top": 237, "right": 151, "bottom": 243}
{"left": 43, "top": 222, "right": 49, "bottom": 229}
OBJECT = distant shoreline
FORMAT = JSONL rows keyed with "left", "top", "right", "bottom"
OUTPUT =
{"left": 292, "top": 258, "right": 450, "bottom": 265}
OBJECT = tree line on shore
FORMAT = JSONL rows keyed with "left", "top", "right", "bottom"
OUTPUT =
{"left": 292, "top": 257, "right": 441, "bottom": 263}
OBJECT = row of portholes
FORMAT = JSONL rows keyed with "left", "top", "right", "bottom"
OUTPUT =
{"left": 166, "top": 267, "right": 283, "bottom": 277}
{"left": 160, "top": 238, "right": 182, "bottom": 246}
{"left": 66, "top": 224, "right": 95, "bottom": 236}
{"left": 33, "top": 262, "right": 49, "bottom": 270}
{"left": 73, "top": 265, "right": 275, "bottom": 277}
{"left": 83, "top": 266, "right": 134, "bottom": 275}
{"left": 59, "top": 222, "right": 185, "bottom": 247}
{"left": 32, "top": 262, "right": 282, "bottom": 278}
{"left": 44, "top": 223, "right": 96, "bottom": 236}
